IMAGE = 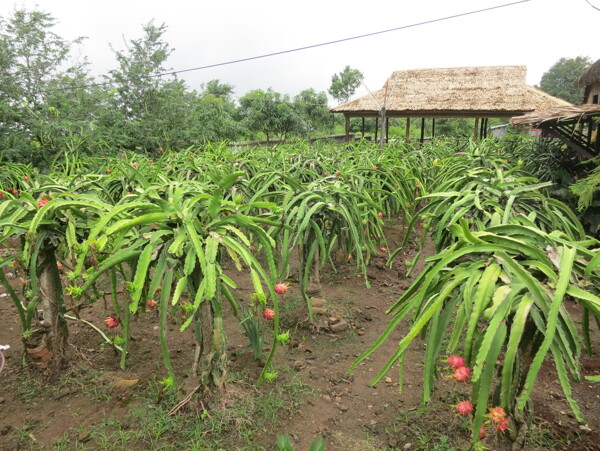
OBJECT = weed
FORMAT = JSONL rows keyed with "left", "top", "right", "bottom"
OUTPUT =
{"left": 11, "top": 417, "right": 42, "bottom": 449}
{"left": 17, "top": 375, "right": 44, "bottom": 402}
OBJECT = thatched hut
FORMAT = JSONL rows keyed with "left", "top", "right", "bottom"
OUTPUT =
{"left": 576, "top": 59, "right": 600, "bottom": 105}
{"left": 331, "top": 65, "right": 571, "bottom": 143}
{"left": 509, "top": 60, "right": 600, "bottom": 159}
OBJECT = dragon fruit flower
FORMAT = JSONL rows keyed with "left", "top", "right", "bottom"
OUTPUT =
{"left": 104, "top": 315, "right": 120, "bottom": 328}
{"left": 456, "top": 400, "right": 474, "bottom": 415}
{"left": 487, "top": 406, "right": 507, "bottom": 423}
{"left": 479, "top": 424, "right": 487, "bottom": 439}
{"left": 453, "top": 366, "right": 471, "bottom": 382}
{"left": 447, "top": 354, "right": 465, "bottom": 369}
{"left": 274, "top": 283, "right": 289, "bottom": 295}
{"left": 496, "top": 420, "right": 509, "bottom": 433}
{"left": 146, "top": 299, "right": 158, "bottom": 308}
{"left": 262, "top": 308, "right": 275, "bottom": 320}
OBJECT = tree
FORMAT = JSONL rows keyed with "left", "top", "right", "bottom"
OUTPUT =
{"left": 105, "top": 21, "right": 191, "bottom": 151}
{"left": 539, "top": 56, "right": 592, "bottom": 104}
{"left": 202, "top": 79, "right": 235, "bottom": 101}
{"left": 293, "top": 89, "right": 333, "bottom": 137}
{"left": 328, "top": 65, "right": 364, "bottom": 104}
{"left": 0, "top": 8, "right": 89, "bottom": 165}
{"left": 193, "top": 91, "right": 243, "bottom": 142}
{"left": 238, "top": 89, "right": 300, "bottom": 141}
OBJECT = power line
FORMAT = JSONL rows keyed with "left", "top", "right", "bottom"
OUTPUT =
{"left": 584, "top": 0, "right": 600, "bottom": 11}
{"left": 53, "top": 0, "right": 532, "bottom": 92}
{"left": 163, "top": 0, "right": 532, "bottom": 77}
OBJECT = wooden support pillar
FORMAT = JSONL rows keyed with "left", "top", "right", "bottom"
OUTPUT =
{"left": 345, "top": 116, "right": 351, "bottom": 142}
{"left": 361, "top": 118, "right": 365, "bottom": 138}
{"left": 432, "top": 118, "right": 435, "bottom": 138}
{"left": 379, "top": 109, "right": 386, "bottom": 149}
{"left": 374, "top": 117, "right": 378, "bottom": 141}
{"left": 473, "top": 118, "right": 480, "bottom": 140}
{"left": 420, "top": 118, "right": 425, "bottom": 143}
{"left": 405, "top": 118, "right": 411, "bottom": 143}
{"left": 479, "top": 118, "right": 487, "bottom": 139}
{"left": 386, "top": 118, "right": 389, "bottom": 143}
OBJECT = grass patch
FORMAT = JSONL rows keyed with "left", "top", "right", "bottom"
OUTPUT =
{"left": 51, "top": 371, "right": 313, "bottom": 450}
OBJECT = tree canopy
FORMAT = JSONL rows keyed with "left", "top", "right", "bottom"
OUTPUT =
{"left": 0, "top": 6, "right": 508, "bottom": 167}
{"left": 539, "top": 56, "right": 592, "bottom": 104}
{"left": 328, "top": 65, "right": 364, "bottom": 104}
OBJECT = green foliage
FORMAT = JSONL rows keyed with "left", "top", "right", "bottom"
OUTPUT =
{"left": 238, "top": 88, "right": 302, "bottom": 141}
{"left": 0, "top": 8, "right": 90, "bottom": 166}
{"left": 570, "top": 159, "right": 600, "bottom": 211}
{"left": 294, "top": 88, "right": 333, "bottom": 137}
{"left": 0, "top": 7, "right": 340, "bottom": 165}
{"left": 277, "top": 434, "right": 327, "bottom": 451}
{"left": 539, "top": 56, "right": 592, "bottom": 104}
{"left": 328, "top": 65, "right": 364, "bottom": 104}
{"left": 352, "top": 144, "right": 600, "bottom": 444}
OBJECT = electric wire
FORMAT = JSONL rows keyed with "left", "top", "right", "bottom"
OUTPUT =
{"left": 48, "top": 0, "right": 532, "bottom": 93}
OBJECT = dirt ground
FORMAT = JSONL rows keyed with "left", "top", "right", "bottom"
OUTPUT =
{"left": 0, "top": 222, "right": 599, "bottom": 450}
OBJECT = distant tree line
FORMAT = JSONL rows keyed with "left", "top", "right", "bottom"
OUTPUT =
{"left": 0, "top": 9, "right": 353, "bottom": 166}
{"left": 1, "top": 8, "right": 591, "bottom": 168}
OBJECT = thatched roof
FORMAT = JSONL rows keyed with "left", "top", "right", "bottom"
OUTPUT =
{"left": 510, "top": 104, "right": 600, "bottom": 126}
{"left": 331, "top": 66, "right": 572, "bottom": 118}
{"left": 576, "top": 59, "right": 600, "bottom": 88}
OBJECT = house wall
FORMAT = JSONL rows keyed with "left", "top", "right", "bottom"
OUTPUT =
{"left": 585, "top": 80, "right": 600, "bottom": 104}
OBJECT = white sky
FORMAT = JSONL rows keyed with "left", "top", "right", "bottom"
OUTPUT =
{"left": 1, "top": 0, "right": 599, "bottom": 104}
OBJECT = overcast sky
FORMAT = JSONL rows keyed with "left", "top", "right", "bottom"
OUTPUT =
{"left": 1, "top": 0, "right": 599, "bottom": 104}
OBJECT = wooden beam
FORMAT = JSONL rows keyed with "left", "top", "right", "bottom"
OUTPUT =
{"left": 420, "top": 118, "right": 425, "bottom": 143}
{"left": 374, "top": 117, "right": 378, "bottom": 141}
{"left": 361, "top": 117, "right": 365, "bottom": 138}
{"left": 405, "top": 118, "right": 411, "bottom": 143}
{"left": 333, "top": 110, "right": 531, "bottom": 119}
{"left": 473, "top": 118, "right": 480, "bottom": 140}
{"left": 432, "top": 118, "right": 436, "bottom": 138}
{"left": 546, "top": 127, "right": 595, "bottom": 159}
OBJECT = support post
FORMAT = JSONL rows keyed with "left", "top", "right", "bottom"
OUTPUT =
{"left": 345, "top": 116, "right": 351, "bottom": 142}
{"left": 374, "top": 117, "right": 378, "bottom": 141}
{"left": 432, "top": 118, "right": 436, "bottom": 138}
{"left": 420, "top": 118, "right": 425, "bottom": 143}
{"left": 386, "top": 118, "right": 389, "bottom": 143}
{"left": 379, "top": 108, "right": 386, "bottom": 149}
{"left": 473, "top": 118, "right": 480, "bottom": 140}
{"left": 405, "top": 118, "right": 411, "bottom": 143}
{"left": 361, "top": 117, "right": 365, "bottom": 138}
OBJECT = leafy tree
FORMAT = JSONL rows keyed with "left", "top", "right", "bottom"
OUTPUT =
{"left": 194, "top": 79, "right": 242, "bottom": 141}
{"left": 293, "top": 89, "right": 333, "bottom": 137}
{"left": 328, "top": 65, "right": 364, "bottom": 104}
{"left": 539, "top": 56, "right": 592, "bottom": 104}
{"left": 434, "top": 118, "right": 474, "bottom": 138}
{"left": 0, "top": 8, "right": 88, "bottom": 165}
{"left": 194, "top": 91, "right": 243, "bottom": 142}
{"left": 238, "top": 89, "right": 300, "bottom": 141}
{"left": 202, "top": 79, "right": 235, "bottom": 101}
{"left": 105, "top": 21, "right": 191, "bottom": 151}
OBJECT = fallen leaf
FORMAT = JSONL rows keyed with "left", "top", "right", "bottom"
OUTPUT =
{"left": 111, "top": 379, "right": 139, "bottom": 390}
